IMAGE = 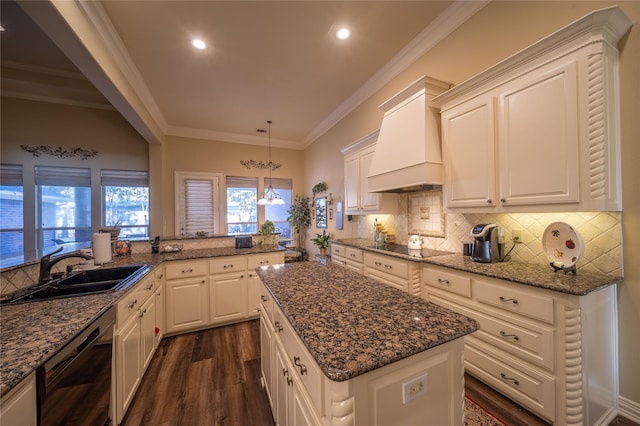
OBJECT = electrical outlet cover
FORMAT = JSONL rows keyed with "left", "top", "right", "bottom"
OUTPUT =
{"left": 402, "top": 374, "right": 428, "bottom": 404}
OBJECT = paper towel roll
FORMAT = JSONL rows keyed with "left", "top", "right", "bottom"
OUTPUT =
{"left": 92, "top": 232, "right": 112, "bottom": 264}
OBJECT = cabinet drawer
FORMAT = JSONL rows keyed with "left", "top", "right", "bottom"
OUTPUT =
{"left": 364, "top": 253, "right": 408, "bottom": 279}
{"left": 423, "top": 267, "right": 471, "bottom": 298}
{"left": 209, "top": 256, "right": 247, "bottom": 274}
{"left": 248, "top": 252, "right": 284, "bottom": 269}
{"left": 274, "top": 308, "right": 322, "bottom": 414}
{"left": 331, "top": 244, "right": 346, "bottom": 258}
{"left": 475, "top": 279, "right": 554, "bottom": 324}
{"left": 116, "top": 276, "right": 152, "bottom": 327}
{"left": 465, "top": 342, "right": 555, "bottom": 422}
{"left": 260, "top": 283, "right": 274, "bottom": 323}
{"left": 344, "top": 247, "right": 363, "bottom": 262}
{"left": 332, "top": 257, "right": 363, "bottom": 275}
{"left": 165, "top": 261, "right": 207, "bottom": 280}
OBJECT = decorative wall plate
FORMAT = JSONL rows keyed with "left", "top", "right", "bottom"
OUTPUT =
{"left": 542, "top": 222, "right": 584, "bottom": 271}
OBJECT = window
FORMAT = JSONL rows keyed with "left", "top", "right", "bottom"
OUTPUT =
{"left": 226, "top": 176, "right": 258, "bottom": 234}
{"left": 0, "top": 164, "right": 24, "bottom": 267}
{"left": 175, "top": 171, "right": 221, "bottom": 236}
{"left": 264, "top": 178, "right": 292, "bottom": 241}
{"left": 102, "top": 170, "right": 149, "bottom": 239}
{"left": 36, "top": 166, "right": 92, "bottom": 257}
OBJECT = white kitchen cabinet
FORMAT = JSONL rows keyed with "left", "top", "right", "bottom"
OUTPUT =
{"left": 330, "top": 243, "right": 363, "bottom": 274}
{"left": 165, "top": 260, "right": 208, "bottom": 334}
{"left": 435, "top": 7, "right": 629, "bottom": 212}
{"left": 209, "top": 272, "right": 247, "bottom": 325}
{"left": 260, "top": 303, "right": 275, "bottom": 413}
{"left": 421, "top": 264, "right": 618, "bottom": 425}
{"left": 342, "top": 133, "right": 397, "bottom": 215}
{"left": 154, "top": 267, "right": 164, "bottom": 347}
{"left": 248, "top": 252, "right": 284, "bottom": 318}
{"left": 0, "top": 372, "right": 36, "bottom": 426}
{"left": 114, "top": 271, "right": 159, "bottom": 424}
{"left": 363, "top": 252, "right": 421, "bottom": 296}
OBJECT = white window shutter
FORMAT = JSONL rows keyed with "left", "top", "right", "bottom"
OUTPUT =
{"left": 175, "top": 172, "right": 221, "bottom": 236}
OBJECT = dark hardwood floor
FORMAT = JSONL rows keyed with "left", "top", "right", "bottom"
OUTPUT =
{"left": 123, "top": 320, "right": 637, "bottom": 426}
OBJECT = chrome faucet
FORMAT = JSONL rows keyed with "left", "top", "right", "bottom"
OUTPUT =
{"left": 38, "top": 246, "right": 94, "bottom": 284}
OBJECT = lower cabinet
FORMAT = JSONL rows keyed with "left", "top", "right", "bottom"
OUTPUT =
{"left": 421, "top": 264, "right": 618, "bottom": 425}
{"left": 0, "top": 372, "right": 36, "bottom": 426}
{"left": 363, "top": 252, "right": 421, "bottom": 296}
{"left": 114, "top": 270, "right": 159, "bottom": 424}
{"left": 165, "top": 260, "right": 209, "bottom": 334}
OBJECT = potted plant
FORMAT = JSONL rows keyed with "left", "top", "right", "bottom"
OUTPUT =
{"left": 311, "top": 230, "right": 330, "bottom": 256}
{"left": 287, "top": 195, "right": 311, "bottom": 250}
{"left": 312, "top": 181, "right": 328, "bottom": 196}
{"left": 258, "top": 220, "right": 277, "bottom": 245}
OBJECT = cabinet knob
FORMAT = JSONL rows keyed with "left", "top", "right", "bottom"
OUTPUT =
{"left": 500, "top": 198, "right": 506, "bottom": 203}
{"left": 486, "top": 199, "right": 492, "bottom": 204}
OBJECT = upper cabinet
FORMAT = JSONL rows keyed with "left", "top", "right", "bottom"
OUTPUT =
{"left": 435, "top": 6, "right": 632, "bottom": 212}
{"left": 342, "top": 131, "right": 398, "bottom": 215}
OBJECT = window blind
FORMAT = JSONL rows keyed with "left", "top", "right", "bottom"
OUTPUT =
{"left": 0, "top": 164, "right": 23, "bottom": 186}
{"left": 175, "top": 172, "right": 221, "bottom": 235}
{"left": 101, "top": 169, "right": 148, "bottom": 187}
{"left": 265, "top": 177, "right": 292, "bottom": 190}
{"left": 35, "top": 166, "right": 91, "bottom": 187}
{"left": 226, "top": 176, "right": 258, "bottom": 189}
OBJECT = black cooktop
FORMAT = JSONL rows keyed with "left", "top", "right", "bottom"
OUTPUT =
{"left": 365, "top": 242, "right": 453, "bottom": 259}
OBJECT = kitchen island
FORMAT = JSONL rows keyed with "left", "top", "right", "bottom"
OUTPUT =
{"left": 256, "top": 261, "right": 479, "bottom": 426}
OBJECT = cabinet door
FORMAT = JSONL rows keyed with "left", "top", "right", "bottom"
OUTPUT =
{"left": 442, "top": 96, "right": 496, "bottom": 208}
{"left": 209, "top": 273, "right": 247, "bottom": 324}
{"left": 274, "top": 341, "right": 291, "bottom": 426}
{"left": 0, "top": 372, "right": 37, "bottom": 426}
{"left": 116, "top": 313, "right": 142, "bottom": 424}
{"left": 247, "top": 272, "right": 262, "bottom": 317}
{"left": 497, "top": 61, "right": 580, "bottom": 206}
{"left": 140, "top": 296, "right": 156, "bottom": 371}
{"left": 344, "top": 153, "right": 360, "bottom": 213}
{"left": 260, "top": 311, "right": 275, "bottom": 411}
{"left": 359, "top": 147, "right": 379, "bottom": 211}
{"left": 165, "top": 277, "right": 208, "bottom": 334}
{"left": 291, "top": 377, "right": 318, "bottom": 426}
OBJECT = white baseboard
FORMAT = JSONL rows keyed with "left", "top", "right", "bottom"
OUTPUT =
{"left": 619, "top": 396, "right": 640, "bottom": 424}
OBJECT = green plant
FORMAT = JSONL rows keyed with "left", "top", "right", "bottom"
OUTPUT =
{"left": 312, "top": 181, "right": 327, "bottom": 196}
{"left": 259, "top": 220, "right": 276, "bottom": 236}
{"left": 287, "top": 195, "right": 311, "bottom": 248}
{"left": 311, "top": 230, "right": 330, "bottom": 249}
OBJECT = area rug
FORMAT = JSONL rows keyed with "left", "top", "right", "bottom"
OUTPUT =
{"left": 465, "top": 397, "right": 506, "bottom": 426}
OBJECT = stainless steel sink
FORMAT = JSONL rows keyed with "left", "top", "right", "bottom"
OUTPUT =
{"left": 2, "top": 264, "right": 149, "bottom": 304}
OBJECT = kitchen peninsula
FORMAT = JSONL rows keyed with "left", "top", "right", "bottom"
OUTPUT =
{"left": 256, "top": 261, "right": 479, "bottom": 426}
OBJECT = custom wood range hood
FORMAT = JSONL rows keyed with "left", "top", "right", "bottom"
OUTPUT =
{"left": 367, "top": 76, "right": 451, "bottom": 193}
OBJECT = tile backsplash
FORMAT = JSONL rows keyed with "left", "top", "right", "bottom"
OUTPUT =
{"left": 357, "top": 191, "right": 622, "bottom": 276}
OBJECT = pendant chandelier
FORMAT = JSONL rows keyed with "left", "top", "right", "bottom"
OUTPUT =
{"left": 258, "top": 120, "right": 285, "bottom": 205}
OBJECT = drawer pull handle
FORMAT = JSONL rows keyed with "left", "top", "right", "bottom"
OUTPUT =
{"left": 499, "top": 331, "right": 520, "bottom": 341}
{"left": 128, "top": 299, "right": 138, "bottom": 309}
{"left": 181, "top": 269, "right": 193, "bottom": 274}
{"left": 260, "top": 260, "right": 270, "bottom": 265}
{"left": 384, "top": 264, "right": 392, "bottom": 269}
{"left": 293, "top": 356, "right": 308, "bottom": 375}
{"left": 375, "top": 261, "right": 382, "bottom": 266}
{"left": 500, "top": 373, "right": 519, "bottom": 386}
{"left": 349, "top": 253, "right": 356, "bottom": 257}
{"left": 223, "top": 264, "right": 234, "bottom": 269}
{"left": 437, "top": 278, "right": 450, "bottom": 285}
{"left": 139, "top": 308, "right": 147, "bottom": 317}
{"left": 499, "top": 296, "right": 518, "bottom": 304}
{"left": 274, "top": 321, "right": 283, "bottom": 332}
{"left": 282, "top": 368, "right": 289, "bottom": 377}
{"left": 146, "top": 284, "right": 154, "bottom": 290}
{"left": 261, "top": 295, "right": 268, "bottom": 302}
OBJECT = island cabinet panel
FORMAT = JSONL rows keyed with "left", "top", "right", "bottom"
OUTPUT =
{"left": 421, "top": 264, "right": 618, "bottom": 425}
{"left": 165, "top": 259, "right": 209, "bottom": 334}
{"left": 248, "top": 252, "right": 285, "bottom": 317}
{"left": 0, "top": 372, "right": 36, "bottom": 426}
{"left": 260, "top": 290, "right": 467, "bottom": 426}
{"left": 331, "top": 243, "right": 363, "bottom": 274}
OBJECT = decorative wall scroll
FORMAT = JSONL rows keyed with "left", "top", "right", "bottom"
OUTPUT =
{"left": 20, "top": 144, "right": 98, "bottom": 160}
{"left": 239, "top": 160, "right": 282, "bottom": 171}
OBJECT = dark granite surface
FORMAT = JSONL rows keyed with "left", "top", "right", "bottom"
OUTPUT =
{"left": 332, "top": 239, "right": 618, "bottom": 296}
{"left": 0, "top": 245, "right": 283, "bottom": 397}
{"left": 257, "top": 261, "right": 479, "bottom": 382}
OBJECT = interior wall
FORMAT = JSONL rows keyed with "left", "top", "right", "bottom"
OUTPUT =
{"left": 157, "top": 135, "right": 305, "bottom": 236}
{"left": 303, "top": 0, "right": 640, "bottom": 411}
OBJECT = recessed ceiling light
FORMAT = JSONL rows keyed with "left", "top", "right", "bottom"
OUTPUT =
{"left": 192, "top": 39, "right": 206, "bottom": 50}
{"left": 336, "top": 28, "right": 351, "bottom": 40}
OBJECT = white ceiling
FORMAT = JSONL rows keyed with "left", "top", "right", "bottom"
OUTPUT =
{"left": 1, "top": 1, "right": 484, "bottom": 149}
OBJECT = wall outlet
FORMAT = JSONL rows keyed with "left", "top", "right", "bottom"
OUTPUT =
{"left": 512, "top": 229, "right": 522, "bottom": 243}
{"left": 402, "top": 374, "right": 428, "bottom": 404}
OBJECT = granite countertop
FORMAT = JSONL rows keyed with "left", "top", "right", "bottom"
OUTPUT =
{"left": 256, "top": 261, "right": 479, "bottom": 382}
{"left": 331, "top": 239, "right": 618, "bottom": 296}
{"left": 0, "top": 244, "right": 283, "bottom": 397}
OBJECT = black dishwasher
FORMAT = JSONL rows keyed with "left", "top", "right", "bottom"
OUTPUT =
{"left": 36, "top": 306, "right": 115, "bottom": 426}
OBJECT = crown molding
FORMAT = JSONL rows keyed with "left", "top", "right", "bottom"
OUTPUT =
{"left": 300, "top": 0, "right": 490, "bottom": 148}
{"left": 2, "top": 91, "right": 115, "bottom": 111}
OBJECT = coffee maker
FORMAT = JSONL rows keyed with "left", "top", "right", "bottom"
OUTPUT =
{"left": 470, "top": 223, "right": 503, "bottom": 263}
